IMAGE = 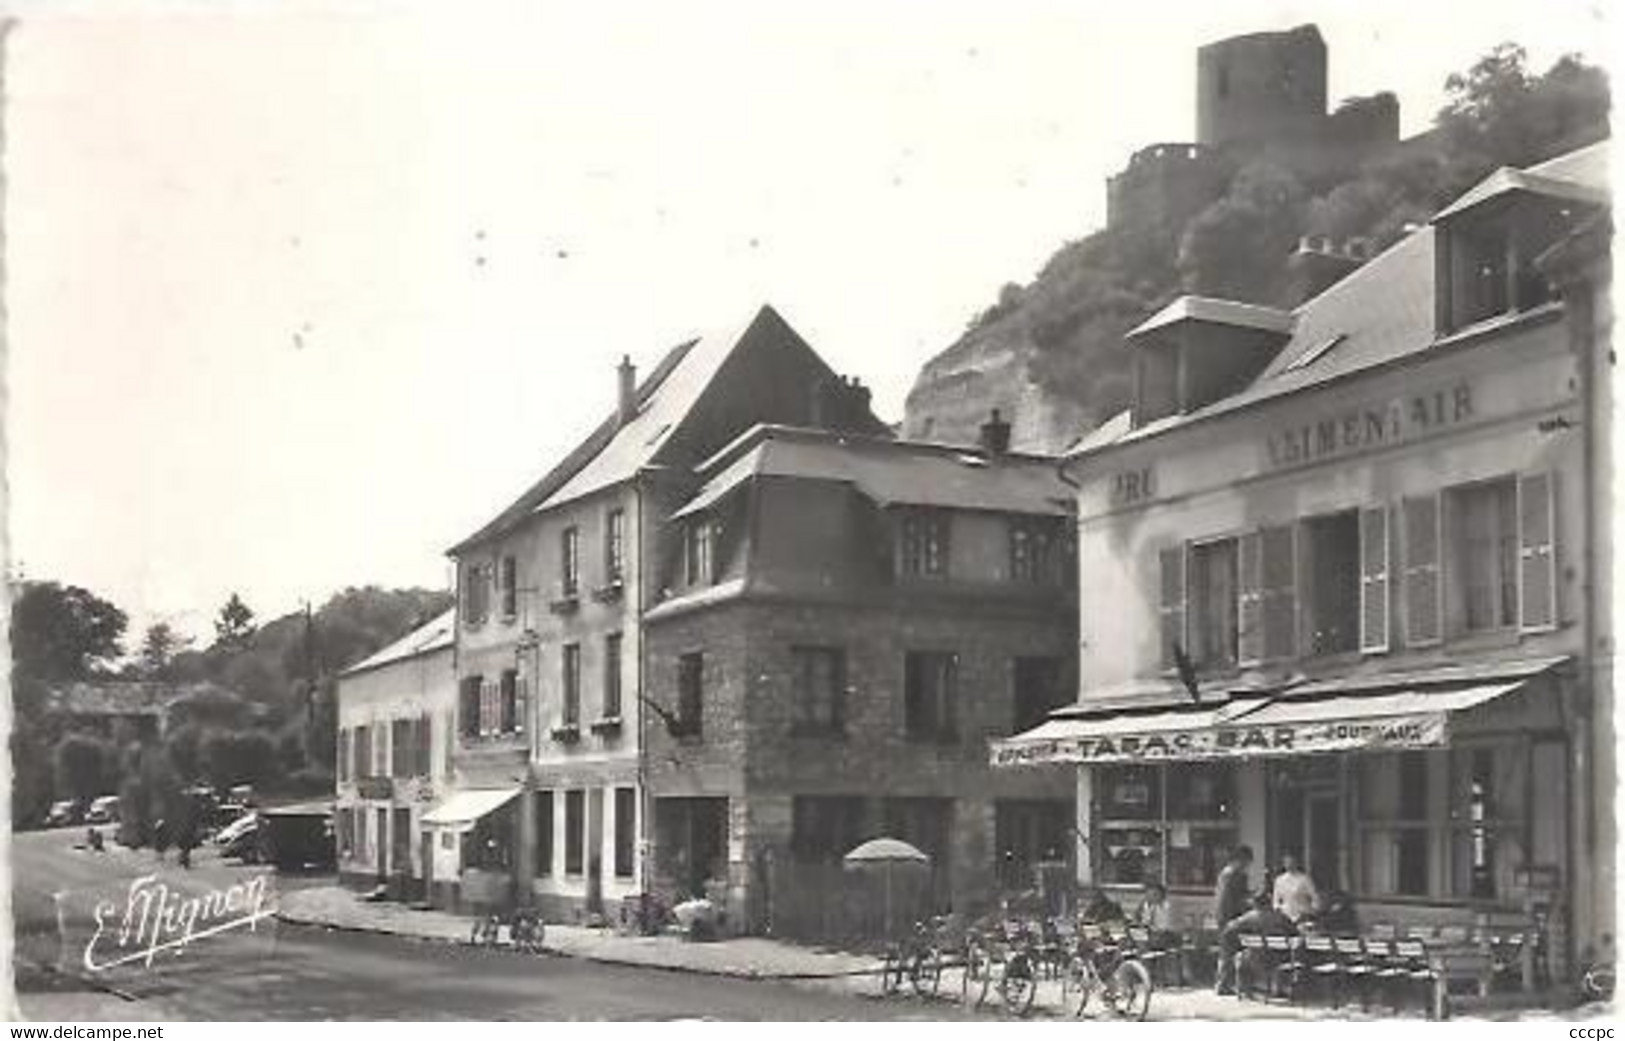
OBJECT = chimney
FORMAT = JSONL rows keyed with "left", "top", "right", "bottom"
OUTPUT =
{"left": 848, "top": 379, "right": 872, "bottom": 428}
{"left": 809, "top": 377, "right": 829, "bottom": 428}
{"left": 979, "top": 409, "right": 1012, "bottom": 455}
{"left": 1288, "top": 236, "right": 1363, "bottom": 305}
{"left": 617, "top": 355, "right": 637, "bottom": 427}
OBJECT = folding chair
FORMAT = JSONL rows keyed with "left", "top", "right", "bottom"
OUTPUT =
{"left": 1333, "top": 936, "right": 1376, "bottom": 1009}
{"left": 1302, "top": 933, "right": 1340, "bottom": 1005}
{"left": 1236, "top": 934, "right": 1269, "bottom": 999}
{"left": 1265, "top": 934, "right": 1305, "bottom": 1002}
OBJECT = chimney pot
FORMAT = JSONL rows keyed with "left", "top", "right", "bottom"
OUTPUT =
{"left": 979, "top": 408, "right": 1012, "bottom": 455}
{"left": 617, "top": 355, "right": 636, "bottom": 427}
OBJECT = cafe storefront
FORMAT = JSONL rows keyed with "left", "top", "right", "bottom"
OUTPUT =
{"left": 994, "top": 657, "right": 1574, "bottom": 969}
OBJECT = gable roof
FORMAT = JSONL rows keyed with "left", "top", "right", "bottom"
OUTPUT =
{"left": 1070, "top": 140, "right": 1610, "bottom": 458}
{"left": 672, "top": 425, "right": 1072, "bottom": 519}
{"left": 339, "top": 609, "right": 455, "bottom": 678}
{"left": 449, "top": 304, "right": 808, "bottom": 555}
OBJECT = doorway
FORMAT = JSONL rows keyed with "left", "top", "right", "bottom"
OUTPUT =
{"left": 1269, "top": 759, "right": 1342, "bottom": 892}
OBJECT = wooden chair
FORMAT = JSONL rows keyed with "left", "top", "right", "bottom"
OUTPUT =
{"left": 1333, "top": 936, "right": 1377, "bottom": 1008}
{"left": 1236, "top": 934, "right": 1270, "bottom": 999}
{"left": 1302, "top": 933, "right": 1340, "bottom": 1004}
{"left": 1265, "top": 934, "right": 1306, "bottom": 1001}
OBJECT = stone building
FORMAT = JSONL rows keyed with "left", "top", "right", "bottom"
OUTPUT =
{"left": 442, "top": 304, "right": 887, "bottom": 918}
{"left": 996, "top": 142, "right": 1611, "bottom": 983}
{"left": 333, "top": 609, "right": 456, "bottom": 900}
{"left": 644, "top": 418, "right": 1077, "bottom": 939}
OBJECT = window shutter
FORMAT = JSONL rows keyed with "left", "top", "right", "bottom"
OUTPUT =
{"left": 1158, "top": 546, "right": 1187, "bottom": 670}
{"left": 1360, "top": 506, "right": 1391, "bottom": 654}
{"left": 515, "top": 676, "right": 528, "bottom": 733}
{"left": 1519, "top": 472, "right": 1558, "bottom": 631}
{"left": 1237, "top": 532, "right": 1264, "bottom": 667}
{"left": 1402, "top": 494, "right": 1442, "bottom": 645}
{"left": 1260, "top": 525, "right": 1297, "bottom": 661}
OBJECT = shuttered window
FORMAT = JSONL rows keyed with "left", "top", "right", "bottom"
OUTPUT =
{"left": 417, "top": 714, "right": 433, "bottom": 776}
{"left": 1518, "top": 472, "right": 1557, "bottom": 632}
{"left": 1157, "top": 546, "right": 1187, "bottom": 671}
{"left": 1237, "top": 533, "right": 1264, "bottom": 667}
{"left": 1360, "top": 507, "right": 1391, "bottom": 654}
{"left": 1402, "top": 495, "right": 1442, "bottom": 645}
{"left": 1260, "top": 525, "right": 1297, "bottom": 661}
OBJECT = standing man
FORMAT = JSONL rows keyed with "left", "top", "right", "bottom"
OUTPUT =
{"left": 1212, "top": 844, "right": 1254, "bottom": 995}
{"left": 1272, "top": 853, "right": 1320, "bottom": 925}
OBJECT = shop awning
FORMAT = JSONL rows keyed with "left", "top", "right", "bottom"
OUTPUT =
{"left": 420, "top": 788, "right": 520, "bottom": 831}
{"left": 991, "top": 675, "right": 1541, "bottom": 768}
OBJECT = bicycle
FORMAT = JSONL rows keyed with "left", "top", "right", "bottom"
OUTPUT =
{"left": 959, "top": 920, "right": 996, "bottom": 1009}
{"left": 997, "top": 919, "right": 1043, "bottom": 1017}
{"left": 1061, "top": 921, "right": 1154, "bottom": 1020}
{"left": 510, "top": 908, "right": 546, "bottom": 953}
{"left": 879, "top": 916, "right": 953, "bottom": 997}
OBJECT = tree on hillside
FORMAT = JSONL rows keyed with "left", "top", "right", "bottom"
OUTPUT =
{"left": 1178, "top": 162, "right": 1309, "bottom": 304}
{"left": 164, "top": 722, "right": 205, "bottom": 783}
{"left": 214, "top": 593, "right": 256, "bottom": 649}
{"left": 53, "top": 734, "right": 116, "bottom": 802}
{"left": 10, "top": 581, "right": 127, "bottom": 681}
{"left": 139, "top": 622, "right": 190, "bottom": 678}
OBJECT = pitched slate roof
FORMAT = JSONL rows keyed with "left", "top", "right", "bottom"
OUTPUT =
{"left": 449, "top": 305, "right": 801, "bottom": 555}
{"left": 1070, "top": 140, "right": 1610, "bottom": 458}
{"left": 339, "top": 608, "right": 455, "bottom": 678}
{"left": 673, "top": 425, "right": 1072, "bottom": 519}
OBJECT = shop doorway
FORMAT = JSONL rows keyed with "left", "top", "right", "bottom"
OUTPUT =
{"left": 1270, "top": 760, "right": 1342, "bottom": 892}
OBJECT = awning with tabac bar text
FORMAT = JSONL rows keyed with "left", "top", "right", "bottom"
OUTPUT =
{"left": 990, "top": 678, "right": 1533, "bottom": 768}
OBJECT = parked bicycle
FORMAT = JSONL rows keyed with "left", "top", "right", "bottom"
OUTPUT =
{"left": 993, "top": 919, "right": 1042, "bottom": 1017}
{"left": 1061, "top": 921, "right": 1154, "bottom": 1020}
{"left": 880, "top": 915, "right": 955, "bottom": 997}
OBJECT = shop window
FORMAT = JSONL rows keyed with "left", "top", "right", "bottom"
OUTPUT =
{"left": 1447, "top": 478, "right": 1519, "bottom": 634}
{"left": 1301, "top": 511, "right": 1361, "bottom": 656}
{"left": 562, "top": 645, "right": 581, "bottom": 727}
{"left": 899, "top": 509, "right": 950, "bottom": 579}
{"left": 1189, "top": 539, "right": 1238, "bottom": 670}
{"left": 535, "top": 791, "right": 554, "bottom": 877}
{"left": 675, "top": 653, "right": 704, "bottom": 737}
{"left": 1449, "top": 745, "right": 1527, "bottom": 900}
{"left": 791, "top": 795, "right": 866, "bottom": 863}
{"left": 904, "top": 651, "right": 958, "bottom": 742}
{"left": 791, "top": 646, "right": 845, "bottom": 736}
{"left": 564, "top": 790, "right": 585, "bottom": 875}
{"left": 1358, "top": 752, "right": 1433, "bottom": 898}
{"left": 1096, "top": 763, "right": 1237, "bottom": 889}
{"left": 614, "top": 788, "right": 636, "bottom": 879}
{"left": 1012, "top": 656, "right": 1066, "bottom": 733}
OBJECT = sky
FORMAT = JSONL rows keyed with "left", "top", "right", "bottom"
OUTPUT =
{"left": 3, "top": 0, "right": 1610, "bottom": 646}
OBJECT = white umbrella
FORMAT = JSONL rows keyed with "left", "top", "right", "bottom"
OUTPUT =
{"left": 843, "top": 837, "right": 931, "bottom": 942}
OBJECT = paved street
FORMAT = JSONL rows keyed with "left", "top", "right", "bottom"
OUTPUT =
{"left": 10, "top": 828, "right": 964, "bottom": 1020}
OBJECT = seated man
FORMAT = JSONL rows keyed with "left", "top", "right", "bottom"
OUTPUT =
{"left": 1223, "top": 893, "right": 1298, "bottom": 998}
{"left": 1136, "top": 882, "right": 1176, "bottom": 942}
{"left": 1081, "top": 886, "right": 1126, "bottom": 925}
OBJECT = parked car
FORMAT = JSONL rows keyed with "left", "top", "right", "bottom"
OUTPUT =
{"left": 45, "top": 799, "right": 86, "bottom": 828}
{"left": 85, "top": 795, "right": 120, "bottom": 825}
{"left": 215, "top": 811, "right": 262, "bottom": 854}
{"left": 220, "top": 816, "right": 269, "bottom": 864}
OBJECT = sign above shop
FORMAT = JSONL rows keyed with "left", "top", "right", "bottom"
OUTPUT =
{"left": 992, "top": 712, "right": 1448, "bottom": 767}
{"left": 1265, "top": 381, "right": 1474, "bottom": 470}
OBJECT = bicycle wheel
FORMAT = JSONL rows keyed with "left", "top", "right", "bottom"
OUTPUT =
{"left": 960, "top": 944, "right": 992, "bottom": 1008}
{"left": 1000, "top": 956, "right": 1037, "bottom": 1018}
{"left": 1061, "top": 955, "right": 1096, "bottom": 1017}
{"left": 1108, "top": 958, "right": 1153, "bottom": 1020}
{"left": 909, "top": 947, "right": 944, "bottom": 998}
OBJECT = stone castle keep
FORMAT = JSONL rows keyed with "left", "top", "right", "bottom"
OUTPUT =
{"left": 1108, "top": 24, "right": 1401, "bottom": 230}
{"left": 902, "top": 24, "right": 1411, "bottom": 454}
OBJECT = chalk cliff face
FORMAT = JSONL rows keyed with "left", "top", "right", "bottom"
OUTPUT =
{"left": 900, "top": 314, "right": 1103, "bottom": 455}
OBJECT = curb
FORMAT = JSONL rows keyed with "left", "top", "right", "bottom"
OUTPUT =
{"left": 274, "top": 909, "right": 876, "bottom": 982}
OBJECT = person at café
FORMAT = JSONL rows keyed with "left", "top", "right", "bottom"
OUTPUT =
{"left": 1272, "top": 853, "right": 1320, "bottom": 925}
{"left": 1136, "top": 881, "right": 1175, "bottom": 939}
{"left": 1081, "top": 886, "right": 1126, "bottom": 924}
{"left": 1226, "top": 892, "right": 1298, "bottom": 998}
{"left": 1212, "top": 844, "right": 1254, "bottom": 995}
